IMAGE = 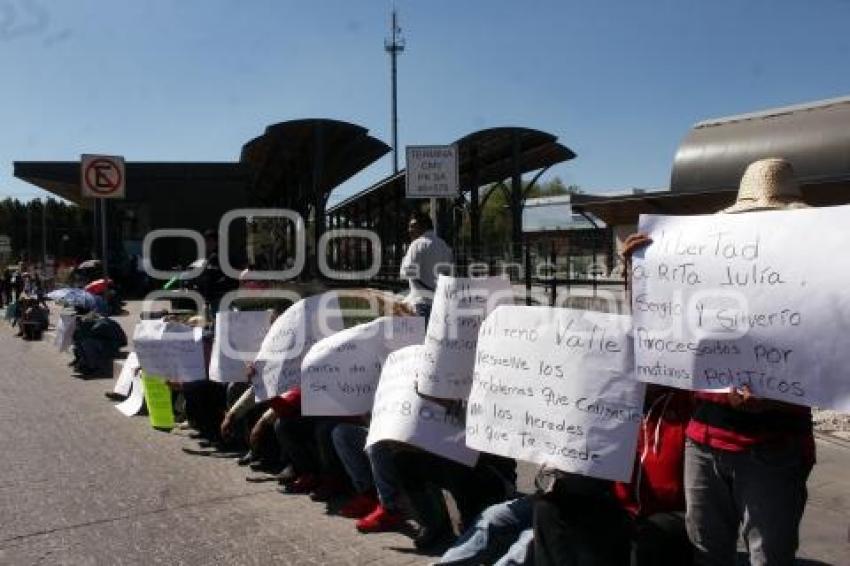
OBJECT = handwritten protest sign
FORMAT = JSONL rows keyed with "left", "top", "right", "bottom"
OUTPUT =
{"left": 252, "top": 293, "right": 345, "bottom": 401}
{"left": 366, "top": 345, "right": 479, "bottom": 466}
{"left": 209, "top": 311, "right": 271, "bottom": 383}
{"left": 132, "top": 320, "right": 206, "bottom": 383}
{"left": 633, "top": 209, "right": 850, "bottom": 411}
{"left": 142, "top": 375, "right": 175, "bottom": 430}
{"left": 466, "top": 306, "right": 643, "bottom": 482}
{"left": 417, "top": 276, "right": 514, "bottom": 400}
{"left": 54, "top": 312, "right": 76, "bottom": 352}
{"left": 301, "top": 316, "right": 426, "bottom": 416}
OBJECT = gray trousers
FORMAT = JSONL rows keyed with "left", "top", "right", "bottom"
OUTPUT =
{"left": 684, "top": 438, "right": 811, "bottom": 566}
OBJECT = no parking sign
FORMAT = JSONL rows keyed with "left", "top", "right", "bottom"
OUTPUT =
{"left": 81, "top": 154, "right": 125, "bottom": 199}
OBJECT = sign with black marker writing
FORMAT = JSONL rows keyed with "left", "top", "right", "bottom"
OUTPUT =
{"left": 301, "top": 316, "right": 426, "bottom": 416}
{"left": 633, "top": 209, "right": 850, "bottom": 411}
{"left": 466, "top": 306, "right": 644, "bottom": 482}
{"left": 132, "top": 320, "right": 206, "bottom": 382}
{"left": 252, "top": 293, "right": 345, "bottom": 401}
{"left": 210, "top": 311, "right": 271, "bottom": 383}
{"left": 366, "top": 345, "right": 479, "bottom": 466}
{"left": 417, "top": 275, "right": 514, "bottom": 400}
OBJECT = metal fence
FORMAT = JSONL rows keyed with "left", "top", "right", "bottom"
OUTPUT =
{"left": 316, "top": 225, "right": 627, "bottom": 307}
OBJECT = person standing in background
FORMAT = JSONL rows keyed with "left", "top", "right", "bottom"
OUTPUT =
{"left": 399, "top": 212, "right": 453, "bottom": 320}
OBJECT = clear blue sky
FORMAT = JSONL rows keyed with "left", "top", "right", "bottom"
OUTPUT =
{"left": 2, "top": 0, "right": 849, "bottom": 203}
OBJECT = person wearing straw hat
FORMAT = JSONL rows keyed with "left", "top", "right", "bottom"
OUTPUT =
{"left": 623, "top": 158, "right": 815, "bottom": 566}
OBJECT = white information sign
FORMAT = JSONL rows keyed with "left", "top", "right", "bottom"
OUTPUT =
{"left": 54, "top": 312, "right": 77, "bottom": 353}
{"left": 405, "top": 145, "right": 459, "bottom": 198}
{"left": 417, "top": 275, "right": 514, "bottom": 399}
{"left": 252, "top": 293, "right": 345, "bottom": 401}
{"left": 633, "top": 208, "right": 850, "bottom": 411}
{"left": 366, "top": 345, "right": 479, "bottom": 466}
{"left": 209, "top": 311, "right": 271, "bottom": 383}
{"left": 466, "top": 306, "right": 644, "bottom": 482}
{"left": 301, "top": 316, "right": 426, "bottom": 416}
{"left": 81, "top": 154, "right": 125, "bottom": 199}
{"left": 132, "top": 320, "right": 206, "bottom": 382}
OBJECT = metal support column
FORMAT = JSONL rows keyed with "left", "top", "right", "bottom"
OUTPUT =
{"left": 510, "top": 132, "right": 524, "bottom": 261}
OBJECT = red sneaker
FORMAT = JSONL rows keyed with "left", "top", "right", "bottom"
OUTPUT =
{"left": 355, "top": 504, "right": 404, "bottom": 533}
{"left": 280, "top": 473, "right": 319, "bottom": 494}
{"left": 339, "top": 493, "right": 379, "bottom": 519}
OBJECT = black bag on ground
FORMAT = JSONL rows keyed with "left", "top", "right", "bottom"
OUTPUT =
{"left": 71, "top": 315, "right": 127, "bottom": 374}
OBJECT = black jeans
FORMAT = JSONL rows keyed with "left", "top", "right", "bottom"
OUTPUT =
{"left": 533, "top": 479, "right": 693, "bottom": 566}
{"left": 274, "top": 417, "right": 344, "bottom": 477}
{"left": 183, "top": 381, "right": 227, "bottom": 440}
{"left": 395, "top": 450, "right": 516, "bottom": 531}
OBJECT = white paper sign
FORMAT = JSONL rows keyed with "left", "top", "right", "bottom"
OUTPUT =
{"left": 301, "top": 316, "right": 427, "bottom": 416}
{"left": 210, "top": 311, "right": 271, "bottom": 383}
{"left": 466, "top": 306, "right": 644, "bottom": 482}
{"left": 417, "top": 275, "right": 514, "bottom": 399}
{"left": 115, "top": 369, "right": 145, "bottom": 416}
{"left": 54, "top": 312, "right": 76, "bottom": 352}
{"left": 132, "top": 320, "right": 206, "bottom": 382}
{"left": 366, "top": 345, "right": 479, "bottom": 466}
{"left": 633, "top": 208, "right": 850, "bottom": 411}
{"left": 114, "top": 352, "right": 140, "bottom": 396}
{"left": 252, "top": 293, "right": 345, "bottom": 401}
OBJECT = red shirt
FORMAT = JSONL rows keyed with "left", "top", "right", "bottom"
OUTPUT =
{"left": 613, "top": 390, "right": 694, "bottom": 518}
{"left": 269, "top": 386, "right": 301, "bottom": 419}
{"left": 686, "top": 392, "right": 815, "bottom": 465}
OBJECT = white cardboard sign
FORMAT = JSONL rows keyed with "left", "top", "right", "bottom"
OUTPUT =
{"left": 252, "top": 293, "right": 345, "bottom": 401}
{"left": 633, "top": 208, "right": 850, "bottom": 411}
{"left": 366, "top": 345, "right": 479, "bottom": 466}
{"left": 115, "top": 369, "right": 145, "bottom": 417}
{"left": 417, "top": 275, "right": 514, "bottom": 399}
{"left": 466, "top": 306, "right": 644, "bottom": 482}
{"left": 54, "top": 312, "right": 76, "bottom": 352}
{"left": 132, "top": 320, "right": 206, "bottom": 382}
{"left": 301, "top": 316, "right": 426, "bottom": 416}
{"left": 209, "top": 311, "right": 271, "bottom": 383}
{"left": 113, "top": 352, "right": 140, "bottom": 396}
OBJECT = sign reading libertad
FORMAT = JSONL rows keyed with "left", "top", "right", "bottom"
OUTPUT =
{"left": 632, "top": 207, "right": 850, "bottom": 411}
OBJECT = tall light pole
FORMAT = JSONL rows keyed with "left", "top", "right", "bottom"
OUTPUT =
{"left": 26, "top": 204, "right": 32, "bottom": 265}
{"left": 41, "top": 198, "right": 47, "bottom": 269}
{"left": 385, "top": 6, "right": 405, "bottom": 174}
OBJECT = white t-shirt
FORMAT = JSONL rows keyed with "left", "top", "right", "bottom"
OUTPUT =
{"left": 399, "top": 230, "right": 453, "bottom": 306}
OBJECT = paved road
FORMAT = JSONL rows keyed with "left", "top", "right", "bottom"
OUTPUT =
{"left": 0, "top": 310, "right": 847, "bottom": 565}
{"left": 0, "top": 326, "right": 429, "bottom": 566}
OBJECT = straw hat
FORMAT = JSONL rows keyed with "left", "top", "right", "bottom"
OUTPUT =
{"left": 722, "top": 158, "right": 808, "bottom": 214}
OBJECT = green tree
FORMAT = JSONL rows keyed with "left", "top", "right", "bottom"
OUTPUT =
{"left": 465, "top": 177, "right": 581, "bottom": 253}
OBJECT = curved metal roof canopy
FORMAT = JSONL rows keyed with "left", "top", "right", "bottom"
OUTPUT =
{"left": 241, "top": 119, "right": 390, "bottom": 212}
{"left": 671, "top": 96, "right": 850, "bottom": 193}
{"left": 328, "top": 126, "right": 576, "bottom": 216}
{"left": 454, "top": 127, "right": 576, "bottom": 188}
{"left": 325, "top": 126, "right": 576, "bottom": 265}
